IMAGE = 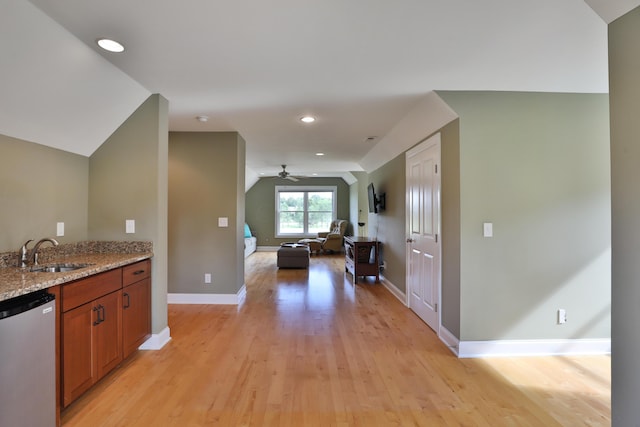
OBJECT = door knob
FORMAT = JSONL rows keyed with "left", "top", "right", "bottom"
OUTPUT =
{"left": 406, "top": 238, "right": 414, "bottom": 243}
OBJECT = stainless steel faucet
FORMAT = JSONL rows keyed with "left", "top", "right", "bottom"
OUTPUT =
{"left": 20, "top": 238, "right": 59, "bottom": 267}
{"left": 19, "top": 239, "right": 33, "bottom": 268}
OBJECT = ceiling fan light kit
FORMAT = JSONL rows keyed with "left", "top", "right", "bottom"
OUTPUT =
{"left": 269, "top": 165, "right": 307, "bottom": 182}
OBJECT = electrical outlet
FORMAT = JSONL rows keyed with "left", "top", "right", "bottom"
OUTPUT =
{"left": 126, "top": 219, "right": 135, "bottom": 234}
{"left": 558, "top": 309, "right": 567, "bottom": 324}
{"left": 204, "top": 273, "right": 212, "bottom": 284}
{"left": 56, "top": 222, "right": 64, "bottom": 237}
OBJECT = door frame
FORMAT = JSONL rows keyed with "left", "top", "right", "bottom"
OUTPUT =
{"left": 405, "top": 133, "right": 442, "bottom": 335}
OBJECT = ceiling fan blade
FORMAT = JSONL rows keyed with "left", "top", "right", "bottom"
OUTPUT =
{"left": 286, "top": 176, "right": 299, "bottom": 182}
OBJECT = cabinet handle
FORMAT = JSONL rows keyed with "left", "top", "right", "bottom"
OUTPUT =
{"left": 133, "top": 270, "right": 145, "bottom": 275}
{"left": 93, "top": 304, "right": 104, "bottom": 324}
{"left": 93, "top": 306, "right": 101, "bottom": 326}
{"left": 123, "top": 292, "right": 130, "bottom": 309}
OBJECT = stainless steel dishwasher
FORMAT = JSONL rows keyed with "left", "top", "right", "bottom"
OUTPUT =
{"left": 0, "top": 290, "right": 56, "bottom": 427}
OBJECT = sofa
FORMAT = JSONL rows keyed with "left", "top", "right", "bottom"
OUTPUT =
{"left": 244, "top": 223, "right": 257, "bottom": 258}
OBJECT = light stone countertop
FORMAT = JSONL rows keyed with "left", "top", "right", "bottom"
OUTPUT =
{"left": 0, "top": 245, "right": 153, "bottom": 302}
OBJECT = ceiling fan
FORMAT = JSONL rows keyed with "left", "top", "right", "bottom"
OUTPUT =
{"left": 274, "top": 165, "right": 305, "bottom": 182}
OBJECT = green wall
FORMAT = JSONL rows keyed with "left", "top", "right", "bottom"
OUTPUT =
{"left": 0, "top": 94, "right": 169, "bottom": 334}
{"left": 349, "top": 171, "right": 369, "bottom": 238}
{"left": 609, "top": 6, "right": 640, "bottom": 425}
{"left": 368, "top": 155, "right": 407, "bottom": 291}
{"left": 364, "top": 91, "right": 609, "bottom": 343}
{"left": 439, "top": 91, "right": 610, "bottom": 341}
{"left": 245, "top": 177, "right": 351, "bottom": 246}
{"left": 168, "top": 131, "right": 245, "bottom": 295}
{"left": 366, "top": 121, "right": 462, "bottom": 336}
{"left": 440, "top": 120, "right": 461, "bottom": 337}
{"left": 0, "top": 135, "right": 88, "bottom": 252}
{"left": 235, "top": 134, "right": 246, "bottom": 290}
{"left": 89, "top": 94, "right": 169, "bottom": 334}
{"left": 367, "top": 122, "right": 462, "bottom": 337}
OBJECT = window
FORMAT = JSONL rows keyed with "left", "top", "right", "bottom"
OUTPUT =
{"left": 276, "top": 186, "right": 336, "bottom": 237}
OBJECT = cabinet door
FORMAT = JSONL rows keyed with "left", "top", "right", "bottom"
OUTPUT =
{"left": 62, "top": 301, "right": 94, "bottom": 407}
{"left": 122, "top": 277, "right": 151, "bottom": 359}
{"left": 94, "top": 291, "right": 123, "bottom": 380}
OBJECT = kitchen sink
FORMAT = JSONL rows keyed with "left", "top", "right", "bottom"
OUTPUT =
{"left": 29, "top": 263, "right": 93, "bottom": 273}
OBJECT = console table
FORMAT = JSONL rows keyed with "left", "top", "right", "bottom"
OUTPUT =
{"left": 344, "top": 236, "right": 380, "bottom": 283}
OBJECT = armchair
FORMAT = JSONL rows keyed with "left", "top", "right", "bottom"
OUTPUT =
{"left": 317, "top": 219, "right": 348, "bottom": 253}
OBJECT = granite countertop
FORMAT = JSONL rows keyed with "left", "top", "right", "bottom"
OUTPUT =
{"left": 0, "top": 241, "right": 153, "bottom": 302}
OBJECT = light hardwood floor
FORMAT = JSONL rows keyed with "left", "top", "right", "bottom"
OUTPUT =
{"left": 62, "top": 252, "right": 610, "bottom": 426}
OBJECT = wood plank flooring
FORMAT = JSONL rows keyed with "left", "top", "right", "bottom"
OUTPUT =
{"left": 61, "top": 252, "right": 610, "bottom": 426}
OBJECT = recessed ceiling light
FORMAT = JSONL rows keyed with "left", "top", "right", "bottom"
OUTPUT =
{"left": 315, "top": 152, "right": 324, "bottom": 156}
{"left": 300, "top": 116, "right": 316, "bottom": 124}
{"left": 96, "top": 38, "right": 125, "bottom": 53}
{"left": 196, "top": 115, "right": 209, "bottom": 122}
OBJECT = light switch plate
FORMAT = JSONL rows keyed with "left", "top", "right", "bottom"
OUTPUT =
{"left": 558, "top": 309, "right": 567, "bottom": 324}
{"left": 483, "top": 222, "right": 493, "bottom": 237}
{"left": 126, "top": 219, "right": 135, "bottom": 234}
{"left": 56, "top": 222, "right": 64, "bottom": 237}
{"left": 218, "top": 217, "right": 228, "bottom": 227}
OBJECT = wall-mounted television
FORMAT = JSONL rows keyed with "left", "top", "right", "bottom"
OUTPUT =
{"left": 367, "top": 183, "right": 385, "bottom": 213}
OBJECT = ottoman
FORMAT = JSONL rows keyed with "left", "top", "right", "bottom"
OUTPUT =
{"left": 277, "top": 243, "right": 310, "bottom": 268}
{"left": 297, "top": 238, "right": 322, "bottom": 255}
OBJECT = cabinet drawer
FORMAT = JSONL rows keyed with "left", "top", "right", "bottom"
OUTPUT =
{"left": 62, "top": 269, "right": 122, "bottom": 312}
{"left": 123, "top": 260, "right": 151, "bottom": 287}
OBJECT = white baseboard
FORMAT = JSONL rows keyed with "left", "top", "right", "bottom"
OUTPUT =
{"left": 139, "top": 326, "right": 171, "bottom": 350}
{"left": 439, "top": 326, "right": 460, "bottom": 356}
{"left": 380, "top": 275, "right": 407, "bottom": 305}
{"left": 257, "top": 246, "right": 279, "bottom": 252}
{"left": 377, "top": 277, "right": 609, "bottom": 358}
{"left": 237, "top": 284, "right": 247, "bottom": 305}
{"left": 168, "top": 290, "right": 244, "bottom": 305}
{"left": 457, "top": 338, "right": 611, "bottom": 358}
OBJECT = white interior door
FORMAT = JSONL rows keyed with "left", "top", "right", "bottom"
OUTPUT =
{"left": 406, "top": 133, "right": 441, "bottom": 332}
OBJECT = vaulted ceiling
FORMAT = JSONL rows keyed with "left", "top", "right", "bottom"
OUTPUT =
{"left": 1, "top": 0, "right": 638, "bottom": 179}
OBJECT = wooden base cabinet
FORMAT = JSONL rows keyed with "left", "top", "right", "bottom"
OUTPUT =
{"left": 61, "top": 269, "right": 123, "bottom": 407}
{"left": 60, "top": 260, "right": 151, "bottom": 409}
{"left": 122, "top": 260, "right": 151, "bottom": 359}
{"left": 344, "top": 237, "right": 380, "bottom": 283}
{"left": 48, "top": 285, "right": 62, "bottom": 427}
